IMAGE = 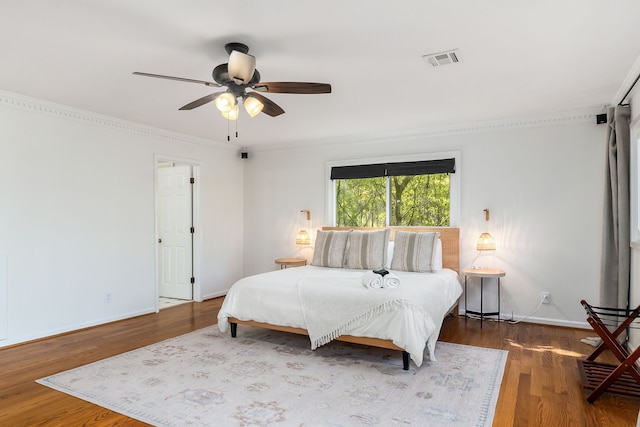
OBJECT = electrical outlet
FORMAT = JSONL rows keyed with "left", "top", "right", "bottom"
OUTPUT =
{"left": 105, "top": 292, "right": 112, "bottom": 303}
{"left": 541, "top": 292, "right": 550, "bottom": 304}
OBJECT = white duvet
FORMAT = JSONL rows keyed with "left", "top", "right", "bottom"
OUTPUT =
{"left": 217, "top": 265, "right": 462, "bottom": 367}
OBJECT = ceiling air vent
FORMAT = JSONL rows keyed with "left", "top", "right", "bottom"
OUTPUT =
{"left": 422, "top": 49, "right": 461, "bottom": 67}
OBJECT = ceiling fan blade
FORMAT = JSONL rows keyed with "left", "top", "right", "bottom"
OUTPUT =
{"left": 179, "top": 92, "right": 223, "bottom": 110}
{"left": 133, "top": 72, "right": 221, "bottom": 87}
{"left": 253, "top": 82, "right": 331, "bottom": 94}
{"left": 248, "top": 92, "right": 285, "bottom": 117}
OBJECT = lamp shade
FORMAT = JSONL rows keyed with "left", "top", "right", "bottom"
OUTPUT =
{"left": 214, "top": 92, "right": 236, "bottom": 113}
{"left": 228, "top": 50, "right": 256, "bottom": 85}
{"left": 221, "top": 104, "right": 239, "bottom": 120}
{"left": 476, "top": 232, "right": 496, "bottom": 251}
{"left": 296, "top": 229, "right": 310, "bottom": 245}
{"left": 244, "top": 96, "right": 264, "bottom": 117}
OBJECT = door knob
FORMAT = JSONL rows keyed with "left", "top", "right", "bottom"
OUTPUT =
{"left": 158, "top": 238, "right": 162, "bottom": 243}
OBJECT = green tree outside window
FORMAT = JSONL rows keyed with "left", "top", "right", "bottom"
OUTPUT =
{"left": 336, "top": 174, "right": 450, "bottom": 227}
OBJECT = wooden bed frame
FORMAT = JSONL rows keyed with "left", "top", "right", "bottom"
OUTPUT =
{"left": 228, "top": 227, "right": 460, "bottom": 370}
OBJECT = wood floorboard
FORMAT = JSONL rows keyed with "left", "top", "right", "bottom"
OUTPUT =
{"left": 1, "top": 298, "right": 639, "bottom": 426}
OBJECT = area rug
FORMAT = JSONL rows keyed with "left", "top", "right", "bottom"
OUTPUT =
{"left": 37, "top": 326, "right": 507, "bottom": 426}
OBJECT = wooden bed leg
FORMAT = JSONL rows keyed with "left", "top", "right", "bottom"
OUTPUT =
{"left": 230, "top": 322, "right": 237, "bottom": 338}
{"left": 402, "top": 351, "right": 410, "bottom": 370}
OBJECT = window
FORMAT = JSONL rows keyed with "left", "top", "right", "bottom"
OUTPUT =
{"left": 335, "top": 177, "right": 387, "bottom": 227}
{"left": 327, "top": 152, "right": 460, "bottom": 227}
{"left": 390, "top": 173, "right": 451, "bottom": 226}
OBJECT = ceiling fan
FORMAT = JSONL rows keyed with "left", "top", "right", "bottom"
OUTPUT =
{"left": 133, "top": 42, "right": 331, "bottom": 121}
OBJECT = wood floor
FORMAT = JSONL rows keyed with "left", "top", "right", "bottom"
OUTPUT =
{"left": 1, "top": 298, "right": 639, "bottom": 426}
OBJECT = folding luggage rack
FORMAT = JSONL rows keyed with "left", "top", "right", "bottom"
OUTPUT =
{"left": 578, "top": 300, "right": 640, "bottom": 403}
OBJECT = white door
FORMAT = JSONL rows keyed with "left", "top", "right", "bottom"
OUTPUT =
{"left": 158, "top": 164, "right": 193, "bottom": 300}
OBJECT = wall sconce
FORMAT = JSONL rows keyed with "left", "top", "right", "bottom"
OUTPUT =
{"left": 476, "top": 209, "right": 496, "bottom": 251}
{"left": 472, "top": 209, "right": 496, "bottom": 268}
{"left": 296, "top": 210, "right": 311, "bottom": 245}
{"left": 476, "top": 232, "right": 496, "bottom": 251}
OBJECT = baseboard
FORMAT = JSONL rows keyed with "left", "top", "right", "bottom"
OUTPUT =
{"left": 457, "top": 309, "right": 590, "bottom": 329}
{"left": 202, "top": 290, "right": 228, "bottom": 300}
{"left": 0, "top": 308, "right": 155, "bottom": 349}
{"left": 504, "top": 314, "right": 590, "bottom": 329}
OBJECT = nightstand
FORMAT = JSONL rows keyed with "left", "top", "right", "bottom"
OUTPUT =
{"left": 462, "top": 268, "right": 506, "bottom": 328}
{"left": 275, "top": 257, "right": 307, "bottom": 269}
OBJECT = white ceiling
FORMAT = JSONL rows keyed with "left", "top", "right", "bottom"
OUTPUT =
{"left": 2, "top": 1, "right": 640, "bottom": 148}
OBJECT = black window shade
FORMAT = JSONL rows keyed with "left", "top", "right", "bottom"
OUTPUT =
{"left": 331, "top": 158, "right": 455, "bottom": 180}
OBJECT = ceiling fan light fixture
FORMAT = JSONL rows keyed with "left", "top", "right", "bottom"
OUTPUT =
{"left": 244, "top": 96, "right": 264, "bottom": 117}
{"left": 221, "top": 104, "right": 239, "bottom": 120}
{"left": 228, "top": 50, "right": 256, "bottom": 85}
{"left": 214, "top": 92, "right": 236, "bottom": 113}
{"left": 134, "top": 42, "right": 332, "bottom": 129}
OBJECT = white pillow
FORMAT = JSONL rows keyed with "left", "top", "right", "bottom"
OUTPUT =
{"left": 385, "top": 241, "right": 395, "bottom": 269}
{"left": 391, "top": 231, "right": 441, "bottom": 272}
{"left": 433, "top": 238, "right": 443, "bottom": 271}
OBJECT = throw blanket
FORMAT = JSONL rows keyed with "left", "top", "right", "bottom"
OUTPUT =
{"left": 298, "top": 277, "right": 426, "bottom": 351}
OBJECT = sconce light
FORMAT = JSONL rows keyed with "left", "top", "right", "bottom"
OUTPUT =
{"left": 476, "top": 232, "right": 496, "bottom": 251}
{"left": 296, "top": 230, "right": 310, "bottom": 245}
{"left": 296, "top": 210, "right": 311, "bottom": 245}
{"left": 476, "top": 209, "right": 496, "bottom": 251}
{"left": 472, "top": 209, "right": 495, "bottom": 268}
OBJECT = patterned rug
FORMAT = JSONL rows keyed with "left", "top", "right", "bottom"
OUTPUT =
{"left": 37, "top": 326, "right": 507, "bottom": 426}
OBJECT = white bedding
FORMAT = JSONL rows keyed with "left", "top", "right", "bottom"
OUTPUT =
{"left": 217, "top": 265, "right": 462, "bottom": 367}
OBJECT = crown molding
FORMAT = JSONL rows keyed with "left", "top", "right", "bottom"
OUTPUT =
{"left": 252, "top": 107, "right": 602, "bottom": 152}
{"left": 612, "top": 52, "right": 640, "bottom": 105}
{"left": 0, "top": 89, "right": 603, "bottom": 154}
{"left": 0, "top": 90, "right": 236, "bottom": 152}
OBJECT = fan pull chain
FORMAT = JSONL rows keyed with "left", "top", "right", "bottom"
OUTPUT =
{"left": 225, "top": 107, "right": 239, "bottom": 142}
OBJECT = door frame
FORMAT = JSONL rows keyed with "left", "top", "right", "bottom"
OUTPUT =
{"left": 154, "top": 154, "right": 202, "bottom": 312}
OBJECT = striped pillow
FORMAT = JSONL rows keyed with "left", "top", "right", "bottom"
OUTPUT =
{"left": 311, "top": 230, "right": 352, "bottom": 268}
{"left": 346, "top": 229, "right": 390, "bottom": 270}
{"left": 391, "top": 231, "right": 440, "bottom": 272}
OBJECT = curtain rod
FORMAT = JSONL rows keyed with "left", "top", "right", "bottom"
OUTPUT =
{"left": 618, "top": 72, "right": 640, "bottom": 106}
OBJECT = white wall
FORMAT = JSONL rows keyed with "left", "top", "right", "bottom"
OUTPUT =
{"left": 0, "top": 88, "right": 608, "bottom": 346}
{"left": 0, "top": 91, "right": 244, "bottom": 347}
{"left": 243, "top": 113, "right": 606, "bottom": 327}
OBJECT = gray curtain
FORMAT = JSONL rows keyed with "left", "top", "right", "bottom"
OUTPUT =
{"left": 601, "top": 105, "right": 631, "bottom": 310}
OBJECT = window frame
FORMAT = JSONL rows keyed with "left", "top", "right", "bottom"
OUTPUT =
{"left": 326, "top": 151, "right": 461, "bottom": 227}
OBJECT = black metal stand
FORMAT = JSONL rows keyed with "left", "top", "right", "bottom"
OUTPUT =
{"left": 464, "top": 275, "right": 501, "bottom": 328}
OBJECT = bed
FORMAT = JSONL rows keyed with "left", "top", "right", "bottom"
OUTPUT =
{"left": 218, "top": 227, "right": 462, "bottom": 370}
